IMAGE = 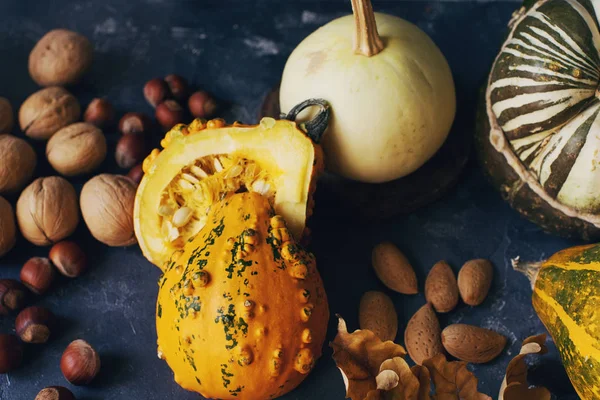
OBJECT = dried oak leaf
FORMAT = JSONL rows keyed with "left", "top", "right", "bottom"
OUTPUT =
{"left": 365, "top": 357, "right": 420, "bottom": 400}
{"left": 331, "top": 316, "right": 407, "bottom": 400}
{"left": 498, "top": 334, "right": 550, "bottom": 400}
{"left": 422, "top": 353, "right": 491, "bottom": 400}
{"left": 411, "top": 365, "right": 432, "bottom": 400}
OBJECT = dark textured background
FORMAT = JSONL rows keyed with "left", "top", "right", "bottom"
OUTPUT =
{"left": 0, "top": 0, "right": 581, "bottom": 399}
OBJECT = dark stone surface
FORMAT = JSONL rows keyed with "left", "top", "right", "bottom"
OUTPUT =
{"left": 0, "top": 0, "right": 580, "bottom": 399}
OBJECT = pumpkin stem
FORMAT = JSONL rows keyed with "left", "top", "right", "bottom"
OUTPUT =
{"left": 511, "top": 256, "right": 543, "bottom": 290}
{"left": 282, "top": 99, "right": 331, "bottom": 143}
{"left": 351, "top": 0, "right": 384, "bottom": 57}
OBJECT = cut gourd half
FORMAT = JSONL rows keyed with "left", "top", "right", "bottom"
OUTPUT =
{"left": 133, "top": 100, "right": 330, "bottom": 269}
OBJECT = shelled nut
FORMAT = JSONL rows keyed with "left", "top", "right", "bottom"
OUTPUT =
{"left": 49, "top": 241, "right": 87, "bottom": 278}
{"left": 144, "top": 78, "right": 169, "bottom": 108}
{"left": 188, "top": 91, "right": 217, "bottom": 119}
{"left": 20, "top": 257, "right": 55, "bottom": 295}
{"left": 164, "top": 74, "right": 188, "bottom": 101}
{"left": 116, "top": 133, "right": 146, "bottom": 169}
{"left": 35, "top": 386, "right": 76, "bottom": 400}
{"left": 0, "top": 279, "right": 27, "bottom": 315}
{"left": 15, "top": 306, "right": 56, "bottom": 343}
{"left": 60, "top": 339, "right": 101, "bottom": 385}
{"left": 84, "top": 98, "right": 115, "bottom": 128}
{"left": 156, "top": 100, "right": 184, "bottom": 129}
{"left": 118, "top": 112, "right": 151, "bottom": 135}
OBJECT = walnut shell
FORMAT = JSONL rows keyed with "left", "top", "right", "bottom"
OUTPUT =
{"left": 19, "top": 87, "right": 80, "bottom": 140}
{"left": 0, "top": 135, "right": 37, "bottom": 194}
{"left": 0, "top": 196, "right": 16, "bottom": 258}
{"left": 16, "top": 177, "right": 79, "bottom": 246}
{"left": 80, "top": 174, "right": 136, "bottom": 247}
{"left": 29, "top": 29, "right": 93, "bottom": 87}
{"left": 46, "top": 122, "right": 106, "bottom": 176}
{"left": 0, "top": 97, "right": 14, "bottom": 133}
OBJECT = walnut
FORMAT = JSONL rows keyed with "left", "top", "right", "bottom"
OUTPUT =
{"left": 0, "top": 196, "right": 16, "bottom": 258}
{"left": 0, "top": 135, "right": 37, "bottom": 194}
{"left": 80, "top": 174, "right": 137, "bottom": 247}
{"left": 29, "top": 29, "right": 93, "bottom": 87}
{"left": 0, "top": 98, "right": 14, "bottom": 133}
{"left": 19, "top": 87, "right": 80, "bottom": 140}
{"left": 46, "top": 122, "right": 106, "bottom": 176}
{"left": 16, "top": 177, "right": 79, "bottom": 246}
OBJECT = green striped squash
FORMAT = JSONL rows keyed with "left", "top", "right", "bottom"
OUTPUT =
{"left": 477, "top": 0, "right": 600, "bottom": 240}
{"left": 515, "top": 244, "right": 600, "bottom": 399}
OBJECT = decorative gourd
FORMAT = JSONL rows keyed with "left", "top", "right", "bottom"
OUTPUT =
{"left": 280, "top": 0, "right": 455, "bottom": 183}
{"left": 156, "top": 192, "right": 329, "bottom": 399}
{"left": 135, "top": 101, "right": 331, "bottom": 399}
{"left": 134, "top": 100, "right": 329, "bottom": 268}
{"left": 514, "top": 245, "right": 600, "bottom": 399}
{"left": 477, "top": 0, "right": 600, "bottom": 240}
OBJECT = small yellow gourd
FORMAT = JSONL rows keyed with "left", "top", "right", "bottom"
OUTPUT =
{"left": 135, "top": 101, "right": 332, "bottom": 399}
{"left": 156, "top": 192, "right": 329, "bottom": 399}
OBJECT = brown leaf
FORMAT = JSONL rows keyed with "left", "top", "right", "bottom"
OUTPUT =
{"left": 331, "top": 316, "right": 407, "bottom": 400}
{"left": 411, "top": 365, "right": 432, "bottom": 400}
{"left": 422, "top": 353, "right": 491, "bottom": 400}
{"left": 498, "top": 334, "right": 550, "bottom": 400}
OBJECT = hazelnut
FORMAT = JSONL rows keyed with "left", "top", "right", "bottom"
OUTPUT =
{"left": 19, "top": 87, "right": 81, "bottom": 140}
{"left": 16, "top": 176, "right": 79, "bottom": 246}
{"left": 118, "top": 112, "right": 151, "bottom": 135}
{"left": 0, "top": 196, "right": 16, "bottom": 258}
{"left": 188, "top": 91, "right": 217, "bottom": 119}
{"left": 35, "top": 386, "right": 76, "bottom": 400}
{"left": 49, "top": 241, "right": 87, "bottom": 278}
{"left": 144, "top": 78, "right": 169, "bottom": 108}
{"left": 0, "top": 134, "right": 37, "bottom": 194}
{"left": 20, "top": 257, "right": 55, "bottom": 294}
{"left": 84, "top": 98, "right": 115, "bottom": 128}
{"left": 15, "top": 306, "right": 56, "bottom": 343}
{"left": 0, "top": 97, "right": 13, "bottom": 133}
{"left": 164, "top": 74, "right": 188, "bottom": 101}
{"left": 61, "top": 339, "right": 101, "bottom": 385}
{"left": 0, "top": 279, "right": 27, "bottom": 315}
{"left": 156, "top": 100, "right": 184, "bottom": 129}
{"left": 29, "top": 29, "right": 93, "bottom": 87}
{"left": 80, "top": 174, "right": 137, "bottom": 247}
{"left": 115, "top": 133, "right": 146, "bottom": 169}
{"left": 0, "top": 334, "right": 23, "bottom": 373}
{"left": 126, "top": 164, "right": 144, "bottom": 186}
{"left": 47, "top": 122, "right": 107, "bottom": 176}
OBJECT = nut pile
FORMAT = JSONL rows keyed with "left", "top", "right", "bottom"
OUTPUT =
{"left": 144, "top": 74, "right": 217, "bottom": 128}
{"left": 0, "top": 24, "right": 222, "bottom": 399}
{"left": 365, "top": 242, "right": 502, "bottom": 365}
{"left": 0, "top": 241, "right": 100, "bottom": 397}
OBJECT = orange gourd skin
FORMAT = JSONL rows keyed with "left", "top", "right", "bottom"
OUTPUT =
{"left": 156, "top": 192, "right": 329, "bottom": 399}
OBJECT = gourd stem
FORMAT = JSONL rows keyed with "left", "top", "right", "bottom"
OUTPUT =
{"left": 511, "top": 257, "right": 543, "bottom": 290}
{"left": 282, "top": 99, "right": 331, "bottom": 143}
{"left": 351, "top": 0, "right": 384, "bottom": 57}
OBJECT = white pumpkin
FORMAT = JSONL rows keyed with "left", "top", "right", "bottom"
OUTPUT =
{"left": 280, "top": 0, "right": 456, "bottom": 183}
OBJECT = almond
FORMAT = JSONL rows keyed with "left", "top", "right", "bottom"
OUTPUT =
{"left": 458, "top": 259, "right": 493, "bottom": 306}
{"left": 425, "top": 261, "right": 459, "bottom": 313}
{"left": 358, "top": 291, "right": 398, "bottom": 341}
{"left": 372, "top": 242, "right": 418, "bottom": 295}
{"left": 404, "top": 303, "right": 443, "bottom": 365}
{"left": 441, "top": 324, "right": 506, "bottom": 363}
